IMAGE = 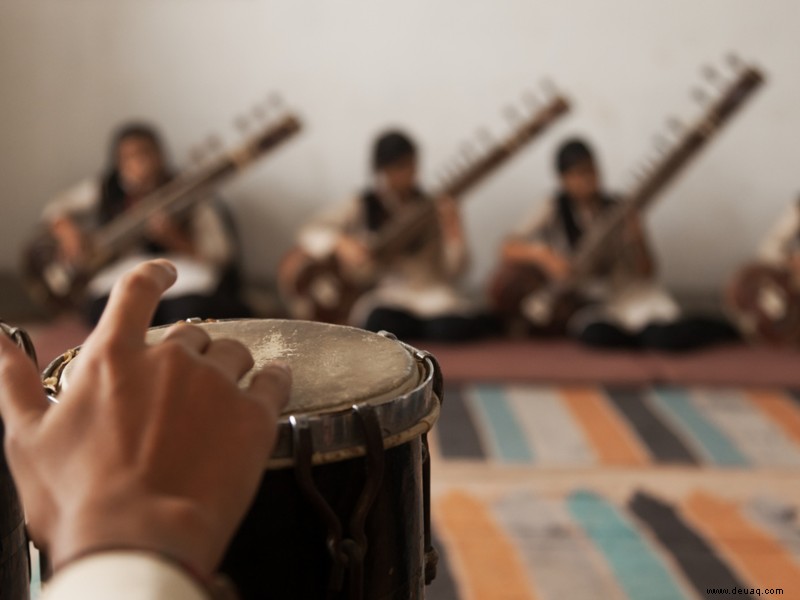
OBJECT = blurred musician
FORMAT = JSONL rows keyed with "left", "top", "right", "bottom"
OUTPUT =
{"left": 295, "top": 130, "right": 488, "bottom": 341}
{"left": 726, "top": 197, "right": 800, "bottom": 344}
{"left": 755, "top": 198, "right": 800, "bottom": 269}
{"left": 42, "top": 122, "right": 250, "bottom": 325}
{"left": 498, "top": 138, "right": 734, "bottom": 350}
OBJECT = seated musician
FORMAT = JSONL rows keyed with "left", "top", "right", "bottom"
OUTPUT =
{"left": 725, "top": 197, "right": 800, "bottom": 343}
{"left": 295, "top": 130, "right": 488, "bottom": 341}
{"left": 42, "top": 122, "right": 250, "bottom": 325}
{"left": 498, "top": 138, "right": 734, "bottom": 350}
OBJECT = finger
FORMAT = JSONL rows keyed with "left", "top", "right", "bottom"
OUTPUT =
{"left": 91, "top": 260, "right": 177, "bottom": 348}
{"left": 0, "top": 335, "right": 49, "bottom": 432}
{"left": 160, "top": 323, "right": 211, "bottom": 355}
{"left": 204, "top": 339, "right": 255, "bottom": 380}
{"left": 247, "top": 362, "right": 292, "bottom": 419}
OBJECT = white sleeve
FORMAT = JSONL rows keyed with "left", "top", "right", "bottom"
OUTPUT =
{"left": 41, "top": 552, "right": 209, "bottom": 600}
{"left": 758, "top": 205, "right": 800, "bottom": 265}
{"left": 41, "top": 179, "right": 102, "bottom": 223}
{"left": 189, "top": 202, "right": 235, "bottom": 267}
{"left": 508, "top": 201, "right": 555, "bottom": 242}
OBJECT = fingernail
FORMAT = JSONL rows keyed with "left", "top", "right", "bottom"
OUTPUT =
{"left": 155, "top": 260, "right": 177, "bottom": 277}
{"left": 267, "top": 361, "right": 292, "bottom": 376}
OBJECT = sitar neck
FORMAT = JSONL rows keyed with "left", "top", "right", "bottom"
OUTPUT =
{"left": 437, "top": 96, "right": 569, "bottom": 200}
{"left": 371, "top": 92, "right": 570, "bottom": 260}
{"left": 87, "top": 115, "right": 302, "bottom": 272}
{"left": 568, "top": 61, "right": 764, "bottom": 282}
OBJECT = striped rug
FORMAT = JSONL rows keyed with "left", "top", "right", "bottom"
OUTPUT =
{"left": 427, "top": 383, "right": 800, "bottom": 599}
{"left": 433, "top": 384, "right": 800, "bottom": 468}
{"left": 28, "top": 383, "right": 800, "bottom": 599}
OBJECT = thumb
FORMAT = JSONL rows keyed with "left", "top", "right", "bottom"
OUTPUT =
{"left": 0, "top": 334, "right": 48, "bottom": 433}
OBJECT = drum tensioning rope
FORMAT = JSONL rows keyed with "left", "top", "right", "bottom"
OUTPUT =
{"left": 290, "top": 403, "right": 384, "bottom": 600}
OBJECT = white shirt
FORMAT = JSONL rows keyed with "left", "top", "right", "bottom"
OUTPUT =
{"left": 41, "top": 553, "right": 208, "bottom": 600}
{"left": 44, "top": 178, "right": 235, "bottom": 298}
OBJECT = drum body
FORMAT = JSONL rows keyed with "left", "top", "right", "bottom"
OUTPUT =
{"left": 223, "top": 438, "right": 424, "bottom": 599}
{"left": 0, "top": 323, "right": 33, "bottom": 600}
{"left": 45, "top": 319, "right": 442, "bottom": 600}
{"left": 0, "top": 428, "right": 29, "bottom": 600}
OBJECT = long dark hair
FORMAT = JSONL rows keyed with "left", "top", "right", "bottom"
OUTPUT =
{"left": 98, "top": 122, "right": 170, "bottom": 225}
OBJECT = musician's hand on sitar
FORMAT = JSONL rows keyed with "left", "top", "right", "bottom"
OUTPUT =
{"left": 436, "top": 196, "right": 464, "bottom": 241}
{"left": 621, "top": 215, "right": 655, "bottom": 277}
{"left": 335, "top": 234, "right": 374, "bottom": 280}
{"left": 788, "top": 254, "right": 800, "bottom": 282}
{"left": 501, "top": 240, "right": 571, "bottom": 281}
{"left": 50, "top": 216, "right": 90, "bottom": 266}
{"left": 146, "top": 211, "right": 195, "bottom": 255}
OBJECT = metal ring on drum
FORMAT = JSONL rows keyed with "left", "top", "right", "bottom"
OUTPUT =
{"left": 43, "top": 318, "right": 443, "bottom": 600}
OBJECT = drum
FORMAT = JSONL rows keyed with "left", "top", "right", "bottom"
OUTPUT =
{"left": 43, "top": 319, "right": 443, "bottom": 600}
{"left": 0, "top": 323, "right": 32, "bottom": 600}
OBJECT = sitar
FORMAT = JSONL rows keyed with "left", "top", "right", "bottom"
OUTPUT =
{"left": 490, "top": 57, "right": 764, "bottom": 331}
{"left": 726, "top": 197, "right": 800, "bottom": 346}
{"left": 23, "top": 111, "right": 302, "bottom": 310}
{"left": 279, "top": 90, "right": 570, "bottom": 323}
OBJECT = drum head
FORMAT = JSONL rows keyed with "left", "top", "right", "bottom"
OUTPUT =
{"left": 48, "top": 319, "right": 438, "bottom": 466}
{"left": 58, "top": 319, "right": 420, "bottom": 416}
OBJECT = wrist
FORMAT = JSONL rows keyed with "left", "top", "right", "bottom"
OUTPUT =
{"left": 49, "top": 495, "right": 218, "bottom": 577}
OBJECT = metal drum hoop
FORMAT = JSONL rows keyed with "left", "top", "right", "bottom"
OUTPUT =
{"left": 41, "top": 324, "right": 442, "bottom": 469}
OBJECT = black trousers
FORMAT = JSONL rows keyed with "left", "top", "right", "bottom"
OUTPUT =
{"left": 577, "top": 316, "right": 739, "bottom": 352}
{"left": 364, "top": 307, "right": 499, "bottom": 343}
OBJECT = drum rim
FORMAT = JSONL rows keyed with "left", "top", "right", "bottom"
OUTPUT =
{"left": 269, "top": 343, "right": 438, "bottom": 468}
{"left": 41, "top": 321, "right": 441, "bottom": 469}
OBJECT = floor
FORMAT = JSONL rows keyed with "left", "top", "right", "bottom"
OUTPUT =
{"left": 18, "top": 317, "right": 800, "bottom": 599}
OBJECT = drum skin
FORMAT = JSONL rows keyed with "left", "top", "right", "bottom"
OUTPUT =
{"left": 220, "top": 438, "right": 424, "bottom": 600}
{"left": 0, "top": 422, "right": 30, "bottom": 600}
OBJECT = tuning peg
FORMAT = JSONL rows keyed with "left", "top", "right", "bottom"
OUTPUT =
{"left": 540, "top": 78, "right": 557, "bottom": 98}
{"left": 726, "top": 53, "right": 743, "bottom": 71}
{"left": 523, "top": 91, "right": 539, "bottom": 110}
{"left": 691, "top": 87, "right": 709, "bottom": 104}
{"left": 449, "top": 159, "right": 466, "bottom": 177}
{"left": 701, "top": 64, "right": 722, "bottom": 84}
{"left": 653, "top": 134, "right": 670, "bottom": 153}
{"left": 503, "top": 105, "right": 523, "bottom": 124}
{"left": 234, "top": 115, "right": 251, "bottom": 134}
{"left": 189, "top": 145, "right": 207, "bottom": 165}
{"left": 633, "top": 163, "right": 650, "bottom": 179}
{"left": 461, "top": 142, "right": 476, "bottom": 161}
{"left": 252, "top": 104, "right": 268, "bottom": 121}
{"left": 206, "top": 134, "right": 223, "bottom": 154}
{"left": 476, "top": 128, "right": 494, "bottom": 147}
{"left": 267, "top": 92, "right": 284, "bottom": 111}
{"left": 667, "top": 117, "right": 683, "bottom": 134}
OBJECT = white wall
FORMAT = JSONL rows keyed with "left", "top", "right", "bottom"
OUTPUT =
{"left": 0, "top": 0, "right": 797, "bottom": 294}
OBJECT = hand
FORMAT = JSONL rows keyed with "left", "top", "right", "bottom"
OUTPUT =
{"left": 622, "top": 215, "right": 655, "bottom": 277}
{"left": 502, "top": 241, "right": 571, "bottom": 281}
{"left": 0, "top": 259, "right": 291, "bottom": 577}
{"left": 50, "top": 217, "right": 89, "bottom": 264}
{"left": 146, "top": 211, "right": 194, "bottom": 254}
{"left": 789, "top": 254, "right": 800, "bottom": 281}
{"left": 336, "top": 235, "right": 373, "bottom": 274}
{"left": 436, "top": 196, "right": 463, "bottom": 240}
